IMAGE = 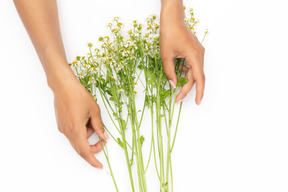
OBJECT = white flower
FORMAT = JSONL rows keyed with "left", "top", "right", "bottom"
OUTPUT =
{"left": 116, "top": 64, "right": 123, "bottom": 72}
{"left": 118, "top": 88, "right": 124, "bottom": 93}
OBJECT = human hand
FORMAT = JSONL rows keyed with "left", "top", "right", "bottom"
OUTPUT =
{"left": 14, "top": 0, "right": 108, "bottom": 168}
{"left": 51, "top": 74, "right": 108, "bottom": 169}
{"left": 160, "top": 4, "right": 205, "bottom": 105}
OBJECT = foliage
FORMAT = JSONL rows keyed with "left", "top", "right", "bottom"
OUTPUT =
{"left": 70, "top": 7, "right": 208, "bottom": 192}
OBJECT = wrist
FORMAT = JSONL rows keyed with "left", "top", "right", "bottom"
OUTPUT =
{"left": 46, "top": 61, "right": 79, "bottom": 93}
{"left": 38, "top": 47, "right": 78, "bottom": 92}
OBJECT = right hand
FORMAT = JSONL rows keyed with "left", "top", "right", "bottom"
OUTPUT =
{"left": 51, "top": 76, "right": 108, "bottom": 169}
{"left": 160, "top": 3, "right": 205, "bottom": 105}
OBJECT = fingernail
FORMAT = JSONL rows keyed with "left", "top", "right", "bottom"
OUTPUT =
{"left": 104, "top": 132, "right": 109, "bottom": 140}
{"left": 197, "top": 98, "right": 202, "bottom": 105}
{"left": 176, "top": 98, "right": 183, "bottom": 104}
{"left": 169, "top": 80, "right": 176, "bottom": 89}
{"left": 96, "top": 165, "right": 103, "bottom": 169}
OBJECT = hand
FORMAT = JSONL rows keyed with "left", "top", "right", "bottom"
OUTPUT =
{"left": 14, "top": 0, "right": 107, "bottom": 168}
{"left": 160, "top": 5, "right": 205, "bottom": 105}
{"left": 52, "top": 75, "right": 108, "bottom": 168}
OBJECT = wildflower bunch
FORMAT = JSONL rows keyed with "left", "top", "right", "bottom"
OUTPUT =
{"left": 69, "top": 7, "right": 207, "bottom": 192}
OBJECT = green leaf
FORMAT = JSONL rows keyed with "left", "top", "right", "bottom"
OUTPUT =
{"left": 117, "top": 138, "right": 124, "bottom": 149}
{"left": 152, "top": 96, "right": 157, "bottom": 103}
{"left": 121, "top": 119, "right": 126, "bottom": 129}
{"left": 107, "top": 68, "right": 113, "bottom": 77}
{"left": 163, "top": 90, "right": 171, "bottom": 99}
{"left": 106, "top": 90, "right": 112, "bottom": 96}
{"left": 109, "top": 96, "right": 115, "bottom": 101}
{"left": 146, "top": 70, "right": 156, "bottom": 83}
{"left": 113, "top": 112, "right": 118, "bottom": 118}
{"left": 110, "top": 86, "right": 117, "bottom": 97}
{"left": 177, "top": 78, "right": 188, "bottom": 87}
{"left": 140, "top": 135, "right": 145, "bottom": 146}
{"left": 146, "top": 79, "right": 154, "bottom": 85}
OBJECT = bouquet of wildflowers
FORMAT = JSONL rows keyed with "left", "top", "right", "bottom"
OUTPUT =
{"left": 70, "top": 7, "right": 207, "bottom": 192}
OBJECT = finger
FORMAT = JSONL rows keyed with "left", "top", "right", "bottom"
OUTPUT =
{"left": 74, "top": 131, "right": 103, "bottom": 168}
{"left": 86, "top": 123, "right": 94, "bottom": 138}
{"left": 162, "top": 57, "right": 177, "bottom": 88}
{"left": 90, "top": 104, "right": 108, "bottom": 140}
{"left": 175, "top": 69, "right": 195, "bottom": 103}
{"left": 180, "top": 64, "right": 190, "bottom": 73}
{"left": 90, "top": 140, "right": 106, "bottom": 154}
{"left": 186, "top": 55, "right": 205, "bottom": 105}
{"left": 65, "top": 132, "right": 78, "bottom": 152}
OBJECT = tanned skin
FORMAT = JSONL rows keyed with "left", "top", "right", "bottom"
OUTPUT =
{"left": 13, "top": 0, "right": 205, "bottom": 168}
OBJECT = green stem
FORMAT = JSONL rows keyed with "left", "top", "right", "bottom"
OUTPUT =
{"left": 201, "top": 31, "right": 208, "bottom": 44}
{"left": 156, "top": 82, "right": 165, "bottom": 191}
{"left": 170, "top": 102, "right": 183, "bottom": 152}
{"left": 133, "top": 96, "right": 147, "bottom": 192}
{"left": 99, "top": 137, "right": 119, "bottom": 192}
{"left": 150, "top": 101, "right": 160, "bottom": 180}
{"left": 169, "top": 157, "right": 173, "bottom": 192}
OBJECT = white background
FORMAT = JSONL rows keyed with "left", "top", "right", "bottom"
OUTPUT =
{"left": 1, "top": 0, "right": 288, "bottom": 191}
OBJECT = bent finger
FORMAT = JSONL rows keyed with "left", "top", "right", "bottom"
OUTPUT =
{"left": 162, "top": 57, "right": 177, "bottom": 88}
{"left": 90, "top": 140, "right": 107, "bottom": 154}
{"left": 74, "top": 132, "right": 103, "bottom": 168}
{"left": 86, "top": 125, "right": 94, "bottom": 138}
{"left": 90, "top": 104, "right": 108, "bottom": 141}
{"left": 175, "top": 69, "right": 194, "bottom": 103}
{"left": 186, "top": 56, "right": 205, "bottom": 105}
{"left": 180, "top": 64, "right": 190, "bottom": 73}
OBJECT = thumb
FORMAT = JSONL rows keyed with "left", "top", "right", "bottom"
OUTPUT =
{"left": 90, "top": 104, "right": 108, "bottom": 140}
{"left": 162, "top": 57, "right": 177, "bottom": 88}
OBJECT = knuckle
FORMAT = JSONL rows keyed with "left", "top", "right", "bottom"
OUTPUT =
{"left": 95, "top": 103, "right": 100, "bottom": 109}
{"left": 60, "top": 127, "right": 70, "bottom": 137}
{"left": 182, "top": 91, "right": 188, "bottom": 98}
{"left": 193, "top": 49, "right": 201, "bottom": 57}
{"left": 202, "top": 73, "right": 206, "bottom": 80}
{"left": 199, "top": 73, "right": 206, "bottom": 81}
{"left": 201, "top": 46, "right": 205, "bottom": 54}
{"left": 91, "top": 103, "right": 101, "bottom": 114}
{"left": 94, "top": 144, "right": 101, "bottom": 152}
{"left": 201, "top": 74, "right": 206, "bottom": 82}
{"left": 180, "top": 88, "right": 190, "bottom": 98}
{"left": 57, "top": 126, "right": 63, "bottom": 133}
{"left": 70, "top": 124, "right": 79, "bottom": 135}
{"left": 180, "top": 92, "right": 188, "bottom": 100}
{"left": 79, "top": 150, "right": 88, "bottom": 159}
{"left": 91, "top": 112, "right": 102, "bottom": 122}
{"left": 195, "top": 73, "right": 205, "bottom": 82}
{"left": 163, "top": 68, "right": 174, "bottom": 77}
{"left": 94, "top": 103, "right": 100, "bottom": 112}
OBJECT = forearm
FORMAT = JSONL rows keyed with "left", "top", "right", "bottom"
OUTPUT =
{"left": 160, "top": 0, "right": 184, "bottom": 22}
{"left": 14, "top": 0, "right": 76, "bottom": 90}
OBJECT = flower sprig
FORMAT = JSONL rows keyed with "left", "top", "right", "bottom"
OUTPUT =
{"left": 69, "top": 6, "right": 207, "bottom": 192}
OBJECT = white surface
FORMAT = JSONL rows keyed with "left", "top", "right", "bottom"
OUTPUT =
{"left": 1, "top": 0, "right": 288, "bottom": 191}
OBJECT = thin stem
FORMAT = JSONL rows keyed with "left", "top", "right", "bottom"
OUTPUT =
{"left": 169, "top": 157, "right": 173, "bottom": 192}
{"left": 104, "top": 125, "right": 135, "bottom": 154}
{"left": 99, "top": 137, "right": 119, "bottom": 192}
{"left": 170, "top": 102, "right": 183, "bottom": 152}
{"left": 201, "top": 31, "right": 208, "bottom": 44}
